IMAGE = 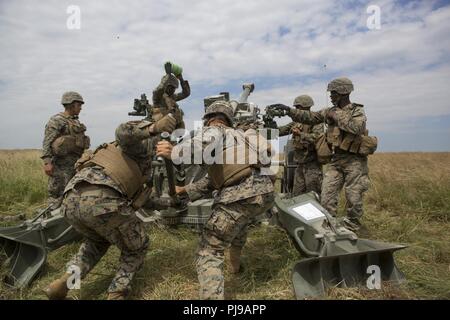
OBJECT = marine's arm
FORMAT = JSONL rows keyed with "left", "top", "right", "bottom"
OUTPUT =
{"left": 288, "top": 108, "right": 328, "bottom": 125}
{"left": 173, "top": 74, "right": 190, "bottom": 101}
{"left": 41, "top": 116, "right": 64, "bottom": 164}
{"left": 115, "top": 117, "right": 176, "bottom": 153}
{"left": 278, "top": 122, "right": 296, "bottom": 137}
{"left": 184, "top": 175, "right": 213, "bottom": 202}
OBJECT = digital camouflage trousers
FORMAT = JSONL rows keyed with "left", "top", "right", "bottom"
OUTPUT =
{"left": 196, "top": 192, "right": 274, "bottom": 300}
{"left": 321, "top": 154, "right": 370, "bottom": 224}
{"left": 62, "top": 184, "right": 149, "bottom": 295}
{"left": 292, "top": 160, "right": 322, "bottom": 196}
{"left": 47, "top": 161, "right": 76, "bottom": 208}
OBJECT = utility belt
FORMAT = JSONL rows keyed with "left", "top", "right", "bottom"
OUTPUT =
{"left": 72, "top": 181, "right": 121, "bottom": 198}
{"left": 315, "top": 130, "right": 377, "bottom": 164}
{"left": 71, "top": 180, "right": 151, "bottom": 211}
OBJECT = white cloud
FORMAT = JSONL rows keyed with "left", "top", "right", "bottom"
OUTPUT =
{"left": 0, "top": 0, "right": 449, "bottom": 150}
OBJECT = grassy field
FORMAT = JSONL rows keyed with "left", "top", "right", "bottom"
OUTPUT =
{"left": 0, "top": 150, "right": 449, "bottom": 300}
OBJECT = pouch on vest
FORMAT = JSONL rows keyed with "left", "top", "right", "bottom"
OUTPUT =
{"left": 75, "top": 135, "right": 90, "bottom": 150}
{"left": 51, "top": 136, "right": 84, "bottom": 156}
{"left": 326, "top": 126, "right": 341, "bottom": 148}
{"left": 315, "top": 133, "right": 332, "bottom": 164}
{"left": 358, "top": 135, "right": 378, "bottom": 155}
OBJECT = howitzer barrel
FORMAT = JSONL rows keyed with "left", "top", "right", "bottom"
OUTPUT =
{"left": 159, "top": 132, "right": 177, "bottom": 198}
{"left": 238, "top": 83, "right": 255, "bottom": 103}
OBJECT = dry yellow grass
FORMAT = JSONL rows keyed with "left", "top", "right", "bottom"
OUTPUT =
{"left": 0, "top": 150, "right": 449, "bottom": 299}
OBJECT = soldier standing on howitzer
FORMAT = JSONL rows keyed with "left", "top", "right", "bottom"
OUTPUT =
{"left": 269, "top": 78, "right": 377, "bottom": 232}
{"left": 41, "top": 92, "right": 90, "bottom": 209}
{"left": 151, "top": 61, "right": 190, "bottom": 130}
{"left": 44, "top": 114, "right": 177, "bottom": 300}
{"left": 277, "top": 95, "right": 323, "bottom": 196}
{"left": 156, "top": 101, "right": 275, "bottom": 300}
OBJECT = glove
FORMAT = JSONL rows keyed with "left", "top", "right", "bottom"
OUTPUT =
{"left": 164, "top": 62, "right": 172, "bottom": 74}
{"left": 268, "top": 103, "right": 291, "bottom": 112}
{"left": 151, "top": 114, "right": 176, "bottom": 133}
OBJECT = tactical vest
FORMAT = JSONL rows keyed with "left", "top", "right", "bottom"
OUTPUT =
{"left": 78, "top": 143, "right": 146, "bottom": 199}
{"left": 51, "top": 114, "right": 90, "bottom": 156}
{"left": 324, "top": 104, "right": 377, "bottom": 156}
{"left": 208, "top": 129, "right": 271, "bottom": 189}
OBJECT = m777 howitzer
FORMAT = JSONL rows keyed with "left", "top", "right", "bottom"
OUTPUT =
{"left": 139, "top": 83, "right": 408, "bottom": 299}
{"left": 0, "top": 84, "right": 407, "bottom": 299}
{"left": 272, "top": 192, "right": 406, "bottom": 298}
{"left": 203, "top": 83, "right": 280, "bottom": 134}
{"left": 0, "top": 205, "right": 81, "bottom": 288}
{"left": 262, "top": 105, "right": 288, "bottom": 129}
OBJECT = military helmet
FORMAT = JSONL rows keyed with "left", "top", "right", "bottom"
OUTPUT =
{"left": 203, "top": 100, "right": 234, "bottom": 126}
{"left": 61, "top": 91, "right": 84, "bottom": 105}
{"left": 327, "top": 77, "right": 354, "bottom": 95}
{"left": 293, "top": 95, "right": 314, "bottom": 108}
{"left": 166, "top": 74, "right": 179, "bottom": 89}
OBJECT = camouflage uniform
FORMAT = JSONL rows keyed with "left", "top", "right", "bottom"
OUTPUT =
{"left": 60, "top": 120, "right": 156, "bottom": 295}
{"left": 176, "top": 112, "right": 275, "bottom": 299}
{"left": 288, "top": 103, "right": 369, "bottom": 224}
{"left": 279, "top": 122, "right": 323, "bottom": 196}
{"left": 41, "top": 112, "right": 89, "bottom": 207}
{"left": 152, "top": 73, "right": 190, "bottom": 129}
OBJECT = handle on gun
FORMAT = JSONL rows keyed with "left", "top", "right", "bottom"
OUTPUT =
{"left": 157, "top": 132, "right": 177, "bottom": 199}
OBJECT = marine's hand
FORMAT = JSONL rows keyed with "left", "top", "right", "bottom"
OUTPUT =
{"left": 268, "top": 104, "right": 290, "bottom": 112}
{"left": 150, "top": 114, "right": 177, "bottom": 133}
{"left": 164, "top": 62, "right": 172, "bottom": 74}
{"left": 175, "top": 185, "right": 186, "bottom": 194}
{"left": 156, "top": 140, "right": 173, "bottom": 159}
{"left": 43, "top": 163, "right": 54, "bottom": 176}
{"left": 292, "top": 127, "right": 301, "bottom": 136}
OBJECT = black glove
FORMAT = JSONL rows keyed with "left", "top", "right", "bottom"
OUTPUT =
{"left": 164, "top": 62, "right": 172, "bottom": 74}
{"left": 268, "top": 103, "right": 291, "bottom": 112}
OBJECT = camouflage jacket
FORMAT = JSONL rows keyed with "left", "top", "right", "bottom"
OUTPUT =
{"left": 177, "top": 125, "right": 274, "bottom": 204}
{"left": 152, "top": 74, "right": 191, "bottom": 106}
{"left": 289, "top": 103, "right": 367, "bottom": 157}
{"left": 152, "top": 74, "right": 190, "bottom": 128}
{"left": 41, "top": 112, "right": 88, "bottom": 165}
{"left": 279, "top": 122, "right": 324, "bottom": 163}
{"left": 64, "top": 120, "right": 154, "bottom": 195}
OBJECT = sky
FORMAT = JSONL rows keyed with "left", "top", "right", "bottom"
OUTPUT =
{"left": 0, "top": 0, "right": 449, "bottom": 152}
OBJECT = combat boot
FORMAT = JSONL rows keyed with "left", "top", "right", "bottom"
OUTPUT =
{"left": 227, "top": 246, "right": 242, "bottom": 274}
{"left": 44, "top": 273, "right": 71, "bottom": 300}
{"left": 107, "top": 291, "right": 126, "bottom": 300}
{"left": 342, "top": 217, "right": 361, "bottom": 233}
